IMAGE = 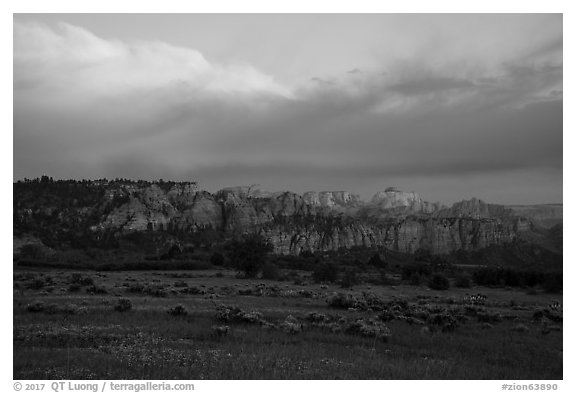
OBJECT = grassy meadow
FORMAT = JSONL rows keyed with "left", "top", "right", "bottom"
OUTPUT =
{"left": 13, "top": 267, "right": 563, "bottom": 380}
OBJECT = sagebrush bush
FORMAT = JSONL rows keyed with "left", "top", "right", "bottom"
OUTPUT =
{"left": 543, "top": 274, "right": 562, "bottom": 293}
{"left": 378, "top": 270, "right": 394, "bottom": 286}
{"left": 327, "top": 293, "right": 357, "bottom": 309}
{"left": 26, "top": 301, "right": 45, "bottom": 313}
{"left": 210, "top": 252, "right": 225, "bottom": 266}
{"left": 512, "top": 323, "right": 529, "bottom": 333}
{"left": 340, "top": 269, "right": 360, "bottom": 288}
{"left": 80, "top": 277, "right": 95, "bottom": 286}
{"left": 70, "top": 273, "right": 94, "bottom": 286}
{"left": 211, "top": 325, "right": 230, "bottom": 337}
{"left": 86, "top": 284, "right": 107, "bottom": 295}
{"left": 402, "top": 263, "right": 431, "bottom": 281}
{"left": 44, "top": 303, "right": 60, "bottom": 314}
{"left": 312, "top": 263, "right": 338, "bottom": 283}
{"left": 261, "top": 262, "right": 280, "bottom": 280}
{"left": 168, "top": 304, "right": 188, "bottom": 316}
{"left": 428, "top": 273, "right": 450, "bottom": 290}
{"left": 477, "top": 311, "right": 502, "bottom": 323}
{"left": 409, "top": 273, "right": 424, "bottom": 286}
{"left": 215, "top": 305, "right": 264, "bottom": 324}
{"left": 27, "top": 278, "right": 45, "bottom": 290}
{"left": 345, "top": 318, "right": 391, "bottom": 342}
{"left": 114, "top": 298, "right": 132, "bottom": 312}
{"left": 454, "top": 274, "right": 472, "bottom": 288}
{"left": 281, "top": 315, "right": 303, "bottom": 334}
{"left": 368, "top": 253, "right": 387, "bottom": 268}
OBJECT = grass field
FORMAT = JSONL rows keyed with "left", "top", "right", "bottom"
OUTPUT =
{"left": 13, "top": 268, "right": 563, "bottom": 379}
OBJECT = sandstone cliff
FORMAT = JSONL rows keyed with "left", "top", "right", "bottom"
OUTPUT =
{"left": 13, "top": 180, "right": 559, "bottom": 255}
{"left": 507, "top": 204, "right": 563, "bottom": 228}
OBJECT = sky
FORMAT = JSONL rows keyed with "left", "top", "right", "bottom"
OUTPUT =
{"left": 13, "top": 14, "right": 563, "bottom": 205}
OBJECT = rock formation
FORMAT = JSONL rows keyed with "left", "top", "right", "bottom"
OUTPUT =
{"left": 13, "top": 180, "right": 560, "bottom": 255}
{"left": 506, "top": 204, "right": 563, "bottom": 228}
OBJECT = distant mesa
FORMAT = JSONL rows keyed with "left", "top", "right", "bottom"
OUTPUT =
{"left": 302, "top": 191, "right": 362, "bottom": 208}
{"left": 13, "top": 177, "right": 562, "bottom": 255}
{"left": 368, "top": 187, "right": 444, "bottom": 214}
{"left": 216, "top": 184, "right": 280, "bottom": 199}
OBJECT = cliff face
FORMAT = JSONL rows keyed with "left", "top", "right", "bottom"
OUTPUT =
{"left": 260, "top": 216, "right": 523, "bottom": 255}
{"left": 507, "top": 204, "right": 563, "bottom": 228}
{"left": 370, "top": 187, "right": 440, "bottom": 213}
{"left": 302, "top": 191, "right": 363, "bottom": 210}
{"left": 13, "top": 180, "right": 555, "bottom": 255}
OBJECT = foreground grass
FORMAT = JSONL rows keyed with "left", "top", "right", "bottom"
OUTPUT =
{"left": 13, "top": 270, "right": 563, "bottom": 379}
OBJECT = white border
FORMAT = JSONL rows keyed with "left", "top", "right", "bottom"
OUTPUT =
{"left": 3, "top": 1, "right": 572, "bottom": 392}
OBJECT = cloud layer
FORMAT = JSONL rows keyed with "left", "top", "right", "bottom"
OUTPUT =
{"left": 13, "top": 15, "right": 563, "bottom": 204}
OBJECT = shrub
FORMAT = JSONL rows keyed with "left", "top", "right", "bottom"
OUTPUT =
{"left": 240, "top": 311, "right": 263, "bottom": 323}
{"left": 86, "top": 285, "right": 107, "bottom": 295}
{"left": 472, "top": 267, "right": 501, "bottom": 286}
{"left": 477, "top": 311, "right": 502, "bottom": 323}
{"left": 345, "top": 319, "right": 391, "bottom": 342}
{"left": 215, "top": 305, "right": 264, "bottom": 324}
{"left": 210, "top": 252, "right": 225, "bottom": 266}
{"left": 378, "top": 270, "right": 395, "bottom": 285}
{"left": 503, "top": 270, "right": 524, "bottom": 287}
{"left": 114, "top": 298, "right": 132, "bottom": 312}
{"left": 26, "top": 301, "right": 45, "bottom": 312}
{"left": 306, "top": 312, "right": 330, "bottom": 323}
{"left": 146, "top": 286, "right": 168, "bottom": 297}
{"left": 70, "top": 273, "right": 82, "bottom": 282}
{"left": 215, "top": 305, "right": 243, "bottom": 322}
{"left": 68, "top": 284, "right": 81, "bottom": 292}
{"left": 225, "top": 234, "right": 273, "bottom": 278}
{"left": 368, "top": 253, "right": 386, "bottom": 268}
{"left": 80, "top": 277, "right": 94, "bottom": 286}
{"left": 27, "top": 278, "right": 46, "bottom": 290}
{"left": 211, "top": 325, "right": 230, "bottom": 337}
{"left": 281, "top": 315, "right": 303, "bottom": 334}
{"left": 327, "top": 293, "right": 358, "bottom": 309}
{"left": 261, "top": 262, "right": 281, "bottom": 280}
{"left": 402, "top": 263, "right": 431, "bottom": 285}
{"left": 532, "top": 309, "right": 545, "bottom": 321}
{"left": 454, "top": 274, "right": 472, "bottom": 288}
{"left": 63, "top": 304, "right": 87, "bottom": 315}
{"left": 126, "top": 283, "right": 145, "bottom": 293}
{"left": 19, "top": 244, "right": 46, "bottom": 260}
{"left": 44, "top": 303, "right": 61, "bottom": 314}
{"left": 427, "top": 313, "right": 458, "bottom": 332}
{"left": 181, "top": 286, "right": 204, "bottom": 295}
{"left": 168, "top": 304, "right": 188, "bottom": 316}
{"left": 312, "top": 263, "right": 339, "bottom": 283}
{"left": 70, "top": 273, "right": 94, "bottom": 286}
{"left": 340, "top": 269, "right": 359, "bottom": 288}
{"left": 428, "top": 273, "right": 450, "bottom": 290}
{"left": 542, "top": 273, "right": 562, "bottom": 293}
{"left": 409, "top": 273, "right": 424, "bottom": 286}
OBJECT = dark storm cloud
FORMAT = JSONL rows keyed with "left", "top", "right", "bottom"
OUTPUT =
{"left": 389, "top": 77, "right": 475, "bottom": 95}
{"left": 13, "top": 15, "right": 562, "bottom": 204}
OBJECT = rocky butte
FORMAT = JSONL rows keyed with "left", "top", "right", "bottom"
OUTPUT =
{"left": 13, "top": 179, "right": 561, "bottom": 256}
